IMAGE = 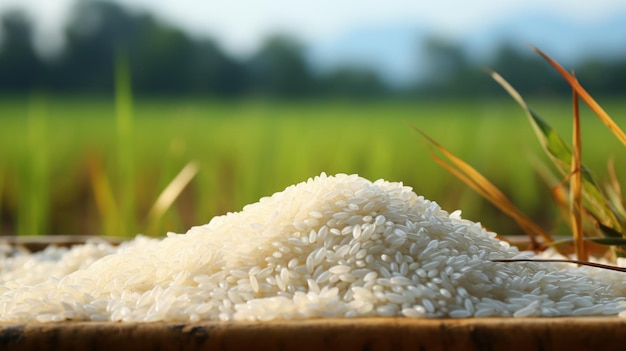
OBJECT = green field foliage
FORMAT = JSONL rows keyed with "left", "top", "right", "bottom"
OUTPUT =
{"left": 1, "top": 95, "right": 625, "bottom": 237}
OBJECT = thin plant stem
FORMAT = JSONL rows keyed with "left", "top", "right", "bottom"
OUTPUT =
{"left": 570, "top": 74, "right": 587, "bottom": 261}
{"left": 492, "top": 259, "right": 626, "bottom": 273}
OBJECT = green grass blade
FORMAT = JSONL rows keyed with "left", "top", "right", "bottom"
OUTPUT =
{"left": 19, "top": 93, "right": 49, "bottom": 236}
{"left": 115, "top": 48, "right": 136, "bottom": 237}
{"left": 490, "top": 70, "right": 621, "bottom": 234}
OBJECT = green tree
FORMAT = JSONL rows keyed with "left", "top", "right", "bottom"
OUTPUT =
{"left": 185, "top": 38, "right": 247, "bottom": 97}
{"left": 577, "top": 57, "right": 626, "bottom": 96}
{"left": 247, "top": 35, "right": 313, "bottom": 97}
{"left": 417, "top": 37, "right": 484, "bottom": 97}
{"left": 0, "top": 11, "right": 45, "bottom": 92}
{"left": 54, "top": 1, "right": 131, "bottom": 92}
{"left": 320, "top": 67, "right": 387, "bottom": 98}
{"left": 55, "top": 1, "right": 245, "bottom": 96}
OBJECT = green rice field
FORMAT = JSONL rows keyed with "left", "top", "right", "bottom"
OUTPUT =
{"left": 1, "top": 95, "right": 625, "bottom": 237}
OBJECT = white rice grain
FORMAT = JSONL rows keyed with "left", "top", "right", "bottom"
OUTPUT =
{"left": 0, "top": 173, "right": 625, "bottom": 323}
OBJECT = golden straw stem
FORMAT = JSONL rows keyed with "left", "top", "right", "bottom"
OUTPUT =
{"left": 570, "top": 76, "right": 587, "bottom": 261}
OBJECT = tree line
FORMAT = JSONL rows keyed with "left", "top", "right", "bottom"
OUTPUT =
{"left": 1, "top": 1, "right": 625, "bottom": 99}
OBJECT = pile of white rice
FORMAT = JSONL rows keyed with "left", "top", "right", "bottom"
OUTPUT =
{"left": 2, "top": 173, "right": 626, "bottom": 323}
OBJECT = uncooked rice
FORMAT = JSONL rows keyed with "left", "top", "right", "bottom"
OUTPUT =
{"left": 2, "top": 173, "right": 626, "bottom": 323}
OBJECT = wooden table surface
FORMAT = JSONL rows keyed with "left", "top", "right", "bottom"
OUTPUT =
{"left": 1, "top": 317, "right": 625, "bottom": 351}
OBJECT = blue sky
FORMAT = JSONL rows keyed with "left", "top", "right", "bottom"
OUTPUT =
{"left": 1, "top": 0, "right": 626, "bottom": 58}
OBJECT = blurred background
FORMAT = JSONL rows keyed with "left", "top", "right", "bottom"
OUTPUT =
{"left": 0, "top": 0, "right": 625, "bottom": 237}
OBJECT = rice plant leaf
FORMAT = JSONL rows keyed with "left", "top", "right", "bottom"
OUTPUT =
{"left": 528, "top": 154, "right": 570, "bottom": 213}
{"left": 489, "top": 70, "right": 570, "bottom": 168}
{"left": 415, "top": 127, "right": 552, "bottom": 245}
{"left": 532, "top": 46, "right": 626, "bottom": 147}
{"left": 585, "top": 237, "right": 626, "bottom": 246}
{"left": 605, "top": 158, "right": 626, "bottom": 223}
{"left": 597, "top": 222, "right": 624, "bottom": 238}
{"left": 542, "top": 236, "right": 626, "bottom": 252}
{"left": 490, "top": 70, "right": 621, "bottom": 233}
